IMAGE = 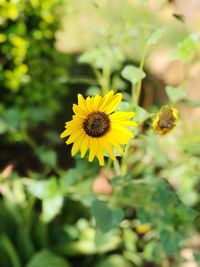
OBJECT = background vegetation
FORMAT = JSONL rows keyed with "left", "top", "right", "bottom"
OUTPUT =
{"left": 0, "top": 0, "right": 200, "bottom": 266}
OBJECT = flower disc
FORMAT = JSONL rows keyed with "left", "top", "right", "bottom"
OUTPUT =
{"left": 83, "top": 111, "right": 110, "bottom": 137}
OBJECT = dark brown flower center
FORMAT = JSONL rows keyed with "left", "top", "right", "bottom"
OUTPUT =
{"left": 158, "top": 108, "right": 175, "bottom": 129}
{"left": 83, "top": 111, "right": 110, "bottom": 137}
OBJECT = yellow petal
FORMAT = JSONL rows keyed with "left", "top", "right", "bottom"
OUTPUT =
{"left": 102, "top": 93, "right": 122, "bottom": 114}
{"left": 110, "top": 129, "right": 129, "bottom": 144}
{"left": 72, "top": 104, "right": 87, "bottom": 117}
{"left": 99, "top": 137, "right": 116, "bottom": 160}
{"left": 66, "top": 130, "right": 85, "bottom": 144}
{"left": 86, "top": 96, "right": 92, "bottom": 112}
{"left": 110, "top": 111, "right": 134, "bottom": 121}
{"left": 89, "top": 138, "right": 98, "bottom": 162}
{"left": 80, "top": 135, "right": 89, "bottom": 158}
{"left": 60, "top": 129, "right": 69, "bottom": 138}
{"left": 112, "top": 125, "right": 134, "bottom": 138}
{"left": 106, "top": 133, "right": 124, "bottom": 154}
{"left": 98, "top": 91, "right": 114, "bottom": 111}
{"left": 92, "top": 95, "right": 102, "bottom": 111}
{"left": 119, "top": 121, "right": 138, "bottom": 126}
{"left": 71, "top": 132, "right": 85, "bottom": 156}
{"left": 77, "top": 94, "right": 88, "bottom": 112}
{"left": 96, "top": 146, "right": 104, "bottom": 166}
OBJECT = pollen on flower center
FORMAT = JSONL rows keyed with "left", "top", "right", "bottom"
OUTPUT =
{"left": 83, "top": 111, "right": 110, "bottom": 137}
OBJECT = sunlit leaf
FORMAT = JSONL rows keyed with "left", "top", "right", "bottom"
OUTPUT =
{"left": 95, "top": 255, "right": 132, "bottom": 267}
{"left": 165, "top": 85, "right": 186, "bottom": 102}
{"left": 147, "top": 28, "right": 164, "bottom": 45}
{"left": 26, "top": 250, "right": 71, "bottom": 267}
{"left": 173, "top": 33, "right": 200, "bottom": 62}
{"left": 121, "top": 65, "right": 146, "bottom": 85}
{"left": 42, "top": 194, "right": 63, "bottom": 222}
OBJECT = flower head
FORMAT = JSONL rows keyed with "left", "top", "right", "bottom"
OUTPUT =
{"left": 61, "top": 91, "right": 137, "bottom": 166}
{"left": 152, "top": 106, "right": 178, "bottom": 135}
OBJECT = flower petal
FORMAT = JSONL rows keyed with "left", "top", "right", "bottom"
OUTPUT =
{"left": 89, "top": 138, "right": 98, "bottom": 162}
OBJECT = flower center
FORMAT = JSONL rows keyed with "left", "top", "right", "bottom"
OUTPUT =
{"left": 158, "top": 108, "right": 175, "bottom": 129}
{"left": 83, "top": 111, "right": 110, "bottom": 137}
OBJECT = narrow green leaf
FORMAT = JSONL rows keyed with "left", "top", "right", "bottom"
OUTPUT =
{"left": 0, "top": 235, "right": 21, "bottom": 267}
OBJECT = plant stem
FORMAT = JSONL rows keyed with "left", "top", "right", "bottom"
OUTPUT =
{"left": 121, "top": 143, "right": 131, "bottom": 176}
{"left": 135, "top": 45, "right": 147, "bottom": 105}
{"left": 122, "top": 46, "right": 147, "bottom": 176}
{"left": 113, "top": 159, "right": 121, "bottom": 176}
{"left": 100, "top": 66, "right": 111, "bottom": 94}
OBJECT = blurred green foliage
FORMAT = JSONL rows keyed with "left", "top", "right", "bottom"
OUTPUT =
{"left": 0, "top": 0, "right": 70, "bottom": 143}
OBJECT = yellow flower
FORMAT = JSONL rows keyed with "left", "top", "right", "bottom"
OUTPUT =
{"left": 61, "top": 91, "right": 137, "bottom": 166}
{"left": 136, "top": 224, "right": 151, "bottom": 234}
{"left": 152, "top": 106, "right": 178, "bottom": 135}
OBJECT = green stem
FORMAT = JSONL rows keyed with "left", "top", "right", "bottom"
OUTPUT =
{"left": 100, "top": 66, "right": 111, "bottom": 94}
{"left": 105, "top": 157, "right": 112, "bottom": 169}
{"left": 121, "top": 143, "right": 131, "bottom": 176}
{"left": 113, "top": 159, "right": 121, "bottom": 176}
{"left": 131, "top": 84, "right": 135, "bottom": 107}
{"left": 122, "top": 46, "right": 147, "bottom": 176}
{"left": 135, "top": 45, "right": 147, "bottom": 105}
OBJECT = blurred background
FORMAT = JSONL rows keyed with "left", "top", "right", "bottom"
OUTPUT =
{"left": 0, "top": 0, "right": 200, "bottom": 266}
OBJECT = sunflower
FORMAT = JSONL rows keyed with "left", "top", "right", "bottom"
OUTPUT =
{"left": 152, "top": 106, "right": 178, "bottom": 135}
{"left": 60, "top": 91, "right": 137, "bottom": 166}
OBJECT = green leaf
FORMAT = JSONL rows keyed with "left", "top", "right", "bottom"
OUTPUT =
{"left": 136, "top": 208, "right": 151, "bottom": 224}
{"left": 95, "top": 255, "right": 132, "bottom": 267}
{"left": 133, "top": 106, "right": 151, "bottom": 123}
{"left": 91, "top": 200, "right": 124, "bottom": 232}
{"left": 78, "top": 46, "right": 124, "bottom": 70}
{"left": 121, "top": 65, "right": 146, "bottom": 85}
{"left": 173, "top": 33, "right": 199, "bottom": 62}
{"left": 147, "top": 28, "right": 164, "bottom": 45}
{"left": 35, "top": 148, "right": 57, "bottom": 168}
{"left": 94, "top": 230, "right": 119, "bottom": 251}
{"left": 160, "top": 230, "right": 183, "bottom": 255}
{"left": 194, "top": 252, "right": 200, "bottom": 262}
{"left": 27, "top": 178, "right": 59, "bottom": 200}
{"left": 2, "top": 108, "right": 22, "bottom": 130}
{"left": 42, "top": 194, "right": 63, "bottom": 222}
{"left": 0, "top": 119, "right": 8, "bottom": 134}
{"left": 26, "top": 250, "right": 71, "bottom": 267}
{"left": 165, "top": 85, "right": 186, "bottom": 102}
{"left": 185, "top": 99, "right": 200, "bottom": 107}
{"left": 153, "top": 186, "right": 171, "bottom": 209}
{"left": 27, "top": 178, "right": 63, "bottom": 222}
